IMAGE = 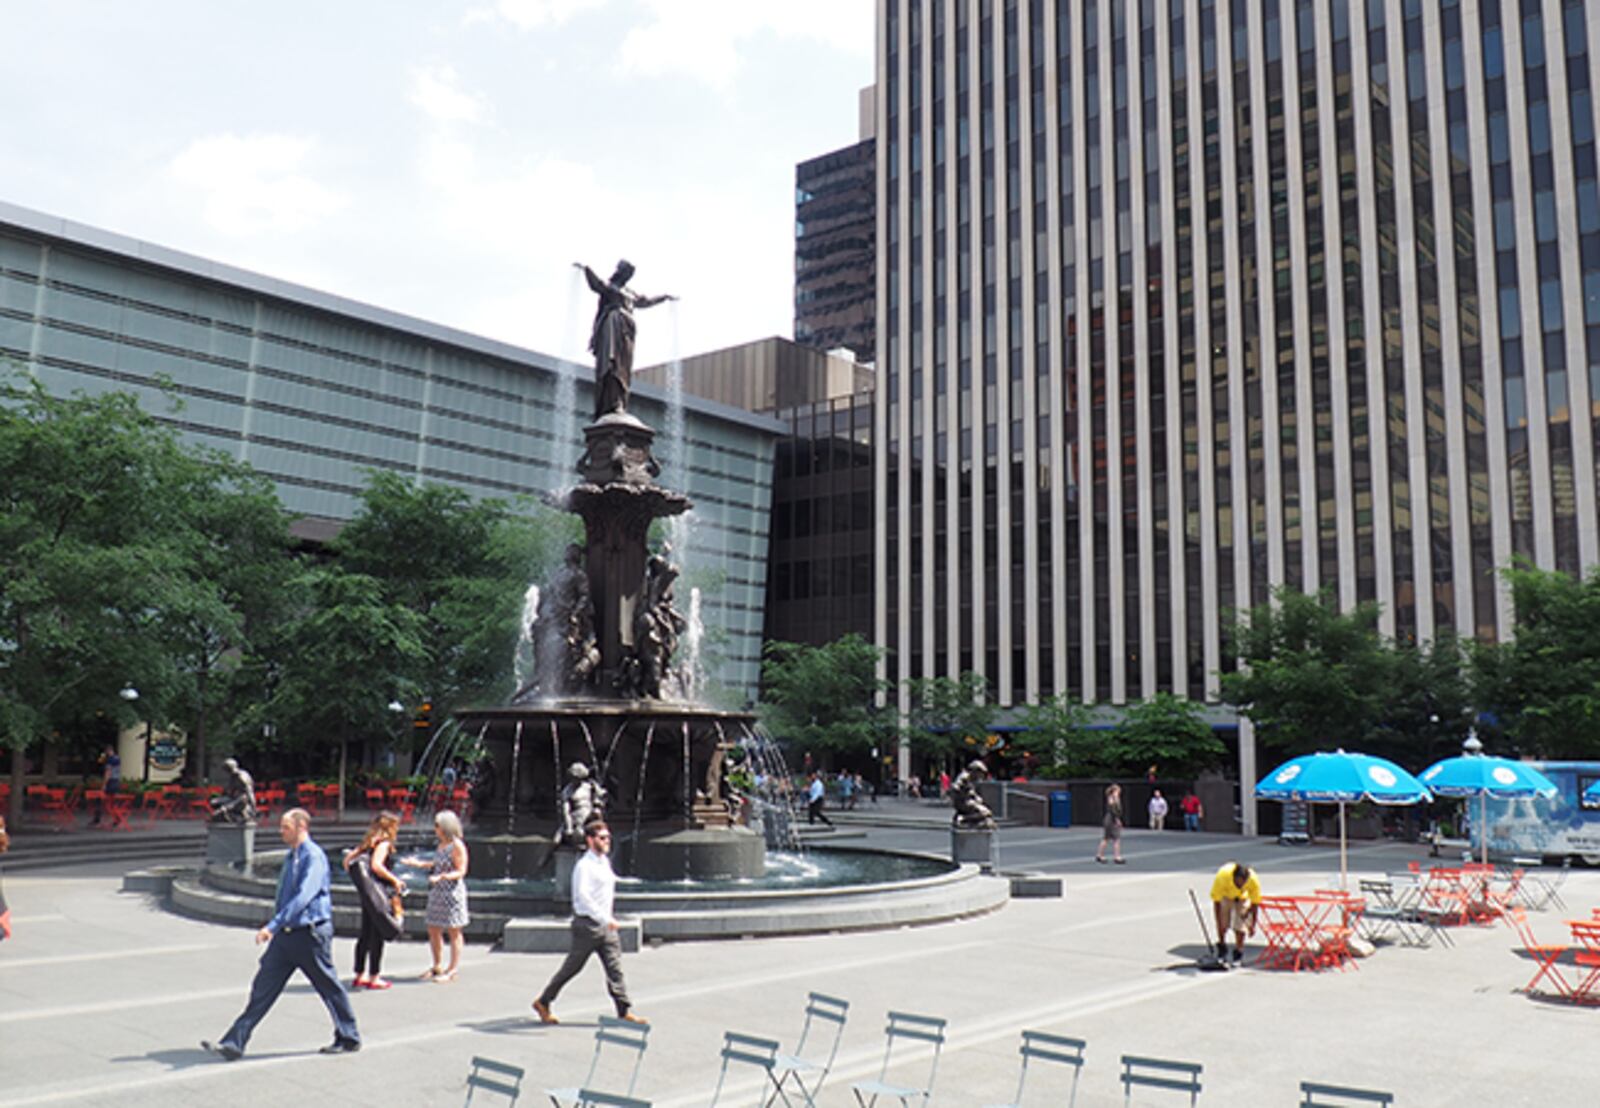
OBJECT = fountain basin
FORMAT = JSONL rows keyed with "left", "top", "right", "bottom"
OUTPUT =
{"left": 156, "top": 845, "right": 1011, "bottom": 943}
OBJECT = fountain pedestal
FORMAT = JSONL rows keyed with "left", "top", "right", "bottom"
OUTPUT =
{"left": 206, "top": 821, "right": 255, "bottom": 867}
{"left": 951, "top": 827, "right": 996, "bottom": 870}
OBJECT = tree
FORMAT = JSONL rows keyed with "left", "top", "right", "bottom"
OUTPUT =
{"left": 759, "top": 633, "right": 892, "bottom": 758}
{"left": 1105, "top": 693, "right": 1225, "bottom": 777}
{"left": 333, "top": 470, "right": 574, "bottom": 721}
{"left": 1218, "top": 587, "right": 1393, "bottom": 757}
{"left": 903, "top": 672, "right": 997, "bottom": 767}
{"left": 0, "top": 373, "right": 290, "bottom": 819}
{"left": 1372, "top": 630, "right": 1474, "bottom": 768}
{"left": 1014, "top": 694, "right": 1101, "bottom": 774}
{"left": 1472, "top": 564, "right": 1600, "bottom": 758}
{"left": 254, "top": 568, "right": 428, "bottom": 767}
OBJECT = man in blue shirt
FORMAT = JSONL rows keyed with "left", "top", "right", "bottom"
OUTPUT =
{"left": 202, "top": 808, "right": 360, "bottom": 1060}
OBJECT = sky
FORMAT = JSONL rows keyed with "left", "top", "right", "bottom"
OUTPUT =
{"left": 0, "top": 0, "right": 875, "bottom": 368}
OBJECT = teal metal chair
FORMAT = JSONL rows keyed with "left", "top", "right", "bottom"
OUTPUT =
{"left": 708, "top": 1031, "right": 782, "bottom": 1107}
{"left": 574, "top": 1092, "right": 650, "bottom": 1108}
{"left": 850, "top": 1010, "right": 946, "bottom": 1108}
{"left": 1299, "top": 1081, "right": 1395, "bottom": 1106}
{"left": 545, "top": 1016, "right": 650, "bottom": 1108}
{"left": 464, "top": 1056, "right": 525, "bottom": 1107}
{"left": 770, "top": 992, "right": 850, "bottom": 1107}
{"left": 983, "top": 1030, "right": 1087, "bottom": 1108}
{"left": 1119, "top": 1054, "right": 1201, "bottom": 1106}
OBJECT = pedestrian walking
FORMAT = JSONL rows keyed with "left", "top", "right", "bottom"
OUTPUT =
{"left": 201, "top": 808, "right": 360, "bottom": 1060}
{"left": 1181, "top": 790, "right": 1204, "bottom": 832}
{"left": 1148, "top": 789, "right": 1169, "bottom": 831}
{"left": 531, "top": 820, "right": 645, "bottom": 1025}
{"left": 806, "top": 772, "right": 833, "bottom": 826}
{"left": 1096, "top": 783, "right": 1126, "bottom": 864}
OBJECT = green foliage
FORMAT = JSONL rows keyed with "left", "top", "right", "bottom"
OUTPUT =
{"left": 332, "top": 470, "right": 574, "bottom": 716}
{"left": 1371, "top": 630, "right": 1474, "bottom": 766}
{"left": 254, "top": 568, "right": 428, "bottom": 753}
{"left": 759, "top": 633, "right": 893, "bottom": 755}
{"left": 903, "top": 672, "right": 996, "bottom": 763}
{"left": 1218, "top": 587, "right": 1393, "bottom": 757}
{"left": 1104, "top": 692, "right": 1225, "bottom": 776}
{"left": 1472, "top": 564, "right": 1600, "bottom": 758}
{"left": 1014, "top": 694, "right": 1101, "bottom": 773}
{"left": 0, "top": 372, "right": 294, "bottom": 797}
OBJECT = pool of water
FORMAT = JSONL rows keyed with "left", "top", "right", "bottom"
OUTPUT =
{"left": 324, "top": 846, "right": 953, "bottom": 895}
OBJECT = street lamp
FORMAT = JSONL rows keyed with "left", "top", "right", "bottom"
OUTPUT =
{"left": 118, "top": 685, "right": 154, "bottom": 782}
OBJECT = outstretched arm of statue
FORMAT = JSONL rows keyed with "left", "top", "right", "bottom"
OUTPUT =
{"left": 634, "top": 292, "right": 677, "bottom": 309}
{"left": 576, "top": 263, "right": 608, "bottom": 295}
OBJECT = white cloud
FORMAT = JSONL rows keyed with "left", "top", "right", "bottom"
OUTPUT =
{"left": 619, "top": 0, "right": 871, "bottom": 90}
{"left": 466, "top": 0, "right": 607, "bottom": 31}
{"left": 409, "top": 65, "right": 487, "bottom": 123}
{"left": 408, "top": 129, "right": 785, "bottom": 367}
{"left": 167, "top": 134, "right": 344, "bottom": 237}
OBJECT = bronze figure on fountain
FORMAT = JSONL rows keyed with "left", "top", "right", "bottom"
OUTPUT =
{"left": 577, "top": 260, "right": 676, "bottom": 422}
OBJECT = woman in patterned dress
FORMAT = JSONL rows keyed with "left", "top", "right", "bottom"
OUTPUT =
{"left": 402, "top": 810, "right": 469, "bottom": 982}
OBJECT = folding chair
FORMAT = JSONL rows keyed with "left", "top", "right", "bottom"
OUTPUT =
{"left": 1357, "top": 879, "right": 1427, "bottom": 947}
{"left": 707, "top": 1031, "right": 780, "bottom": 1107}
{"left": 1119, "top": 1055, "right": 1201, "bottom": 1106}
{"left": 464, "top": 1056, "right": 525, "bottom": 1106}
{"left": 1299, "top": 1080, "right": 1394, "bottom": 1106}
{"left": 574, "top": 1093, "right": 650, "bottom": 1108}
{"left": 983, "top": 1030, "right": 1086, "bottom": 1108}
{"left": 546, "top": 1016, "right": 651, "bottom": 1108}
{"left": 1503, "top": 907, "right": 1573, "bottom": 1000}
{"left": 1523, "top": 857, "right": 1571, "bottom": 912}
{"left": 851, "top": 1011, "right": 946, "bottom": 1108}
{"left": 1387, "top": 873, "right": 1455, "bottom": 948}
{"left": 770, "top": 992, "right": 849, "bottom": 1107}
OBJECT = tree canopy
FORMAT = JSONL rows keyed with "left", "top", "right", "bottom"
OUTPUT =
{"left": 1473, "top": 564, "right": 1600, "bottom": 758}
{"left": 759, "top": 633, "right": 893, "bottom": 756}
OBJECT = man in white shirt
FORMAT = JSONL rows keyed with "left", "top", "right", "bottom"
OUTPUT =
{"left": 806, "top": 772, "right": 833, "bottom": 827}
{"left": 531, "top": 820, "right": 644, "bottom": 1025}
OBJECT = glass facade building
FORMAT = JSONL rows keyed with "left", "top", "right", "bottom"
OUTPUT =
{"left": 0, "top": 201, "right": 781, "bottom": 699}
{"left": 876, "top": 0, "right": 1600, "bottom": 818}
{"left": 767, "top": 390, "right": 876, "bottom": 646}
{"left": 796, "top": 138, "right": 880, "bottom": 362}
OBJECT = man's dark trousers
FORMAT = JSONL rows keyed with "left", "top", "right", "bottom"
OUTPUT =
{"left": 220, "top": 921, "right": 359, "bottom": 1052}
{"left": 537, "top": 917, "right": 631, "bottom": 1016}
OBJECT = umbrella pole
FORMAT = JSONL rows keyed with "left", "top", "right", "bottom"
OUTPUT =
{"left": 1339, "top": 801, "right": 1348, "bottom": 890}
{"left": 1480, "top": 792, "right": 1488, "bottom": 866}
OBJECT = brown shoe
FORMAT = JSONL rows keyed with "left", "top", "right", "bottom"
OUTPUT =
{"left": 532, "top": 999, "right": 558, "bottom": 1024}
{"left": 618, "top": 1012, "right": 648, "bottom": 1024}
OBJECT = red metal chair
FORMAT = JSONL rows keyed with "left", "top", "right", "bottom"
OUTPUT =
{"left": 36, "top": 787, "right": 77, "bottom": 830}
{"left": 386, "top": 787, "right": 416, "bottom": 823}
{"left": 102, "top": 792, "right": 134, "bottom": 831}
{"left": 1504, "top": 907, "right": 1574, "bottom": 1000}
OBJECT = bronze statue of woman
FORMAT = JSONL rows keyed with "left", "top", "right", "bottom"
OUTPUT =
{"left": 576, "top": 260, "right": 675, "bottom": 420}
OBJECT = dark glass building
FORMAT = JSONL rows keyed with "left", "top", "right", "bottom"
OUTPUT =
{"left": 796, "top": 138, "right": 879, "bottom": 362}
{"left": 876, "top": 0, "right": 1600, "bottom": 826}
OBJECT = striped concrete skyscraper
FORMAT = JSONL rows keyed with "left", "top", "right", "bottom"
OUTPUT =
{"left": 874, "top": 0, "right": 1600, "bottom": 822}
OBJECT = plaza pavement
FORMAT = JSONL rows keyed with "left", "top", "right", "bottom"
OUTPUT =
{"left": 2, "top": 821, "right": 1598, "bottom": 1107}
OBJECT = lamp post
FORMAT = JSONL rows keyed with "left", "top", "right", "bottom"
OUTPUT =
{"left": 119, "top": 685, "right": 153, "bottom": 783}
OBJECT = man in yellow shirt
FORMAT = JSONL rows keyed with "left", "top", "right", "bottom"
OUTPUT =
{"left": 1210, "top": 861, "right": 1261, "bottom": 965}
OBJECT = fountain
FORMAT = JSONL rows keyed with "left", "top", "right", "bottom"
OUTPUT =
{"left": 146, "top": 259, "right": 1011, "bottom": 944}
{"left": 458, "top": 259, "right": 764, "bottom": 881}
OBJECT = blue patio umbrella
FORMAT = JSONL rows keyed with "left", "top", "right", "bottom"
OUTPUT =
{"left": 1421, "top": 740, "right": 1558, "bottom": 864}
{"left": 1256, "top": 750, "right": 1432, "bottom": 887}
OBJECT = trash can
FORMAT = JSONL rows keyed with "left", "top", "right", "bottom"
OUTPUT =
{"left": 1049, "top": 791, "right": 1073, "bottom": 828}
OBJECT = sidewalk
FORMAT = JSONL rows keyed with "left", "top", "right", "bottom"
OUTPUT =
{"left": 3, "top": 826, "right": 1597, "bottom": 1105}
